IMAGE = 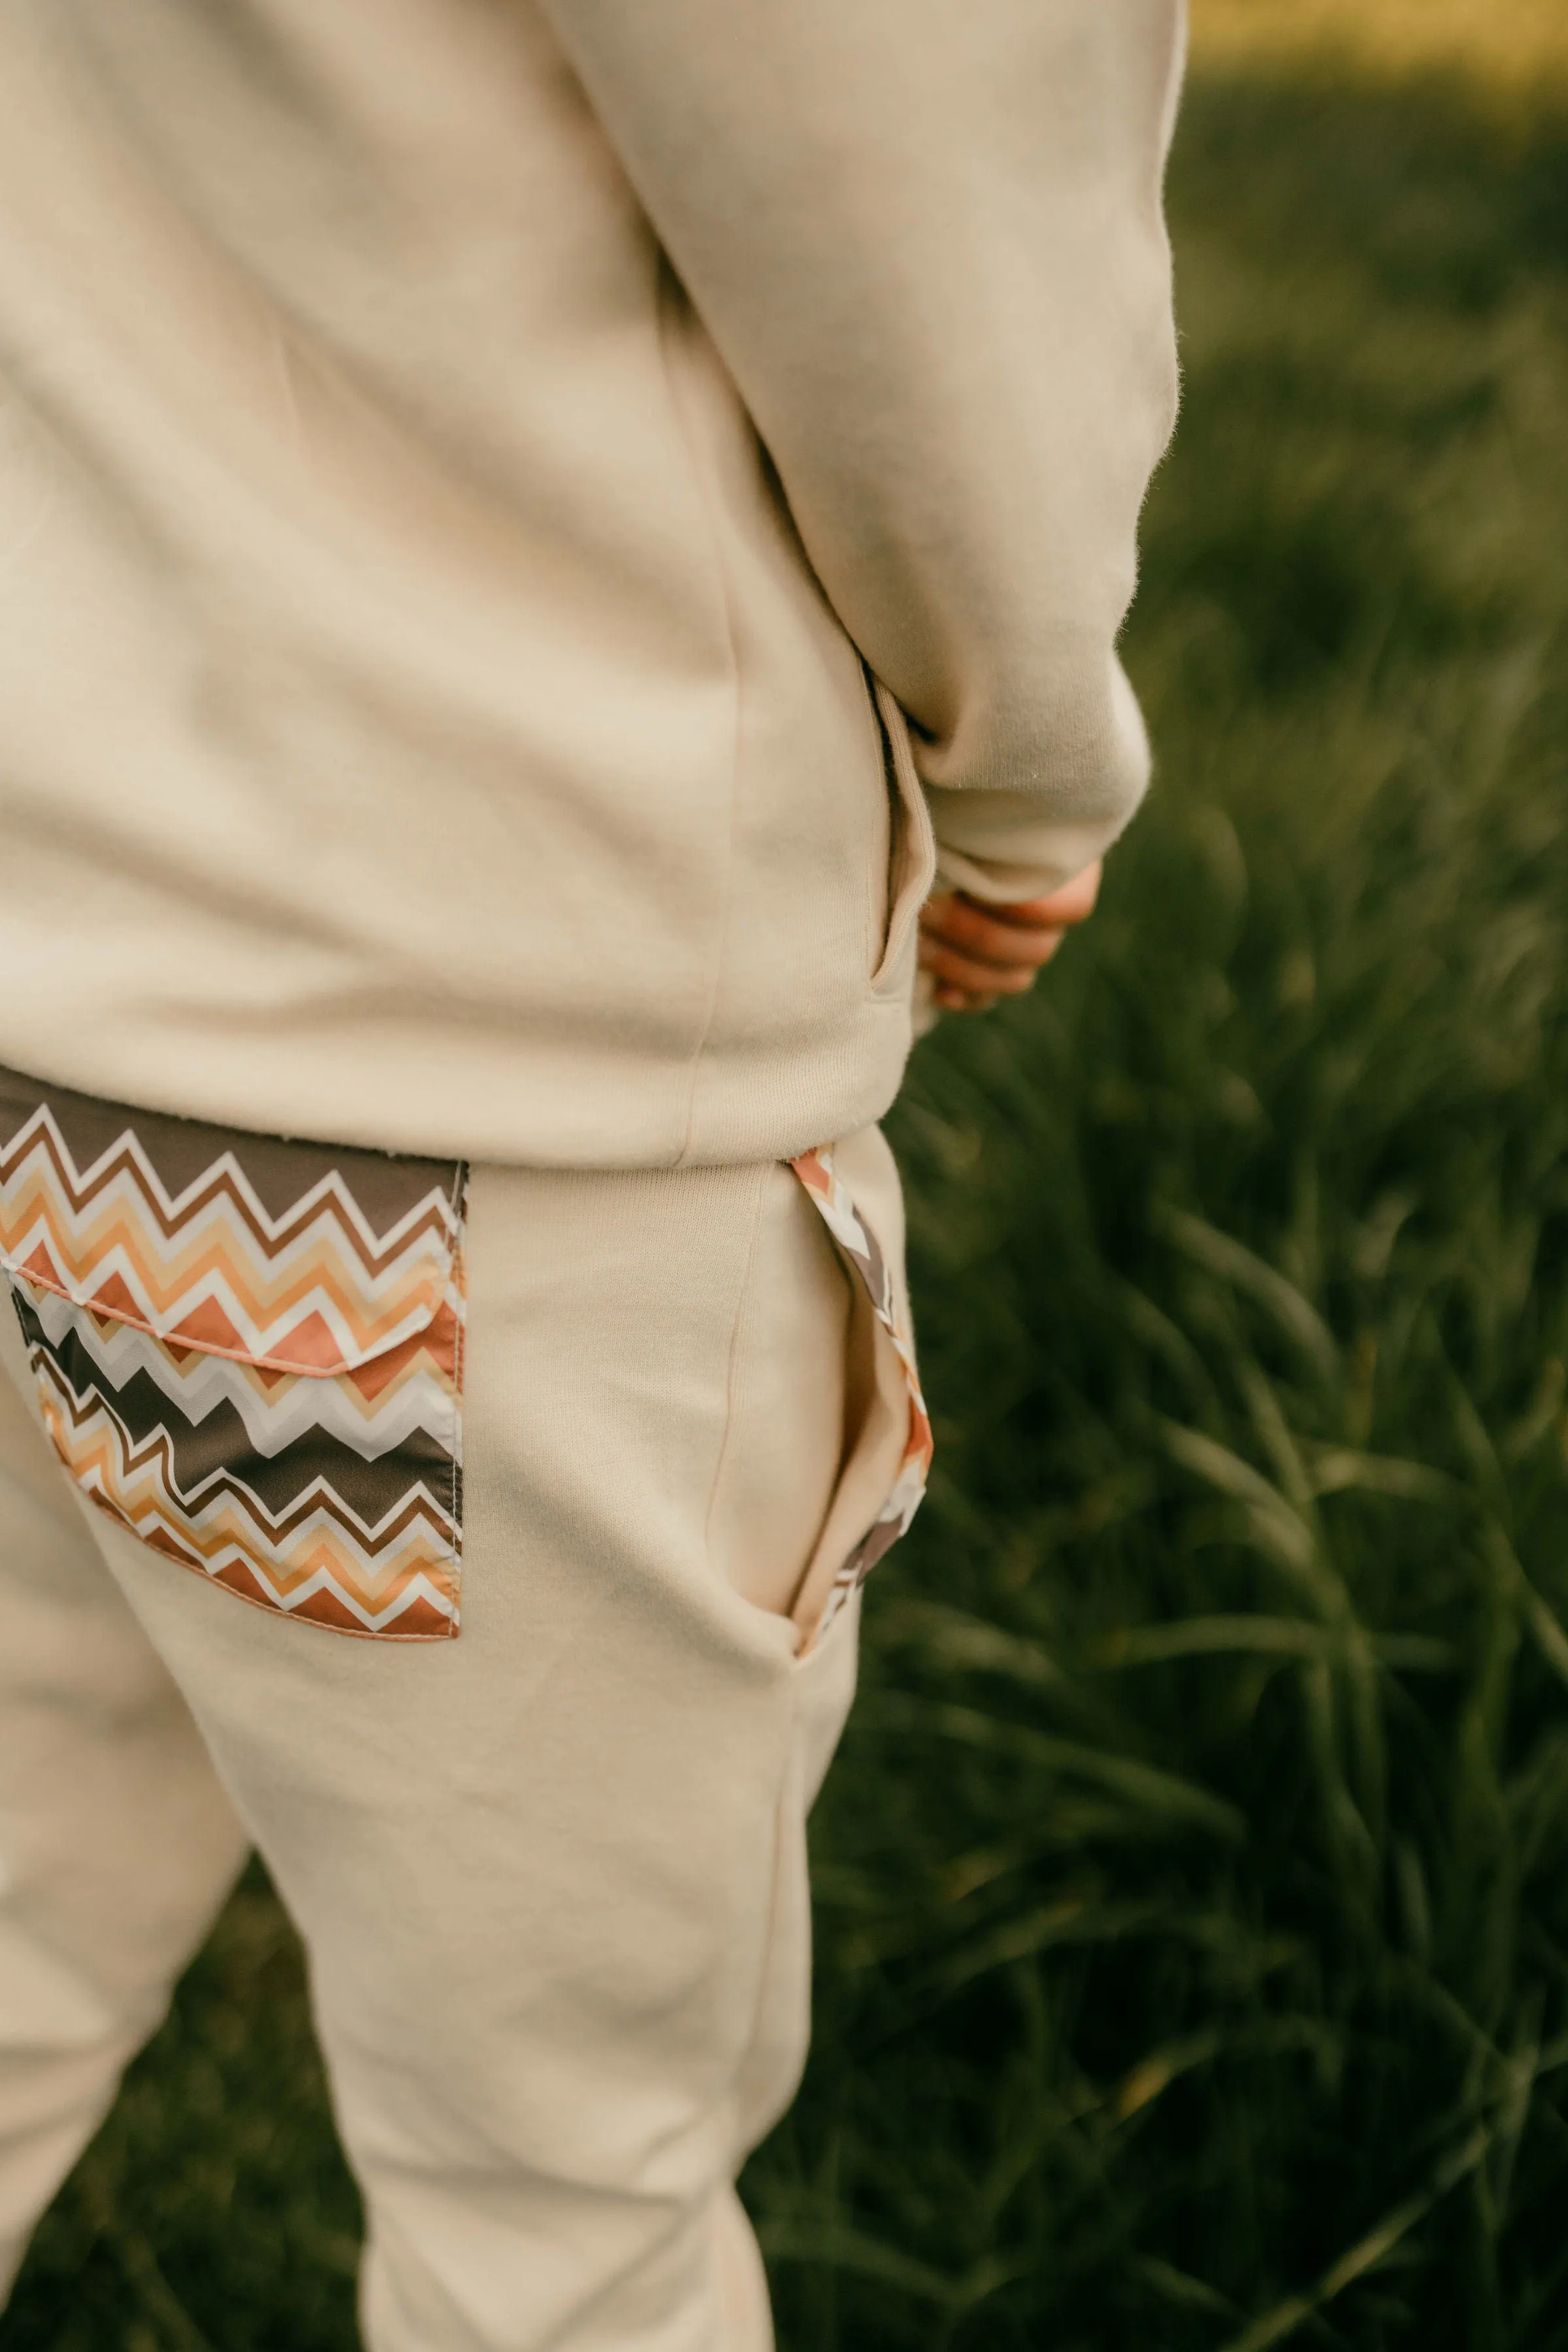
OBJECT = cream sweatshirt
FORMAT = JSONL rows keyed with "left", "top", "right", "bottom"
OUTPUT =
{"left": 0, "top": 0, "right": 1184, "bottom": 1168}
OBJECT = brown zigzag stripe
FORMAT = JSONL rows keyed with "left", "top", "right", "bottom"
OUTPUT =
{"left": 0, "top": 1068, "right": 465, "bottom": 1377}
{"left": 20, "top": 1301, "right": 457, "bottom": 1542}
{"left": 32, "top": 1354, "right": 460, "bottom": 1631}
{"left": 0, "top": 1145, "right": 461, "bottom": 1375}
{"left": 24, "top": 1287, "right": 461, "bottom": 1448}
{"left": 0, "top": 1067, "right": 457, "bottom": 1249}
{"left": 71, "top": 1473, "right": 457, "bottom": 1639}
{"left": 0, "top": 1115, "right": 459, "bottom": 1277}
{"left": 39, "top": 1406, "right": 457, "bottom": 1593}
{"left": 29, "top": 1329, "right": 458, "bottom": 1555}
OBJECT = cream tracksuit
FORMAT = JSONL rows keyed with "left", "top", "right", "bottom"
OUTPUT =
{"left": 0, "top": 1, "right": 1184, "bottom": 2343}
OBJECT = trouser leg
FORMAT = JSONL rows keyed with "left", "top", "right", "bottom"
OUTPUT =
{"left": 28, "top": 1145, "right": 893, "bottom": 2351}
{"left": 0, "top": 1307, "right": 250, "bottom": 2298}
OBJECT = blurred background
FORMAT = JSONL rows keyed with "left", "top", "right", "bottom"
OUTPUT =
{"left": 6, "top": 3, "right": 1568, "bottom": 2347}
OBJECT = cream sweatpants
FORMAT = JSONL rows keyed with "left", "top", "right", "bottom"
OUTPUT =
{"left": 0, "top": 1127, "right": 911, "bottom": 2351}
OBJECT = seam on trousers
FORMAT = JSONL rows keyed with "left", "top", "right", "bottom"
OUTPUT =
{"left": 727, "top": 1661, "right": 807, "bottom": 2169}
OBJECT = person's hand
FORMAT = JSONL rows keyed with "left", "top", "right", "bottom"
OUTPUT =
{"left": 917, "top": 860, "right": 1103, "bottom": 1013}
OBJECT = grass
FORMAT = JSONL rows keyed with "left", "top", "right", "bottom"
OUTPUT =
{"left": 7, "top": 65, "right": 1568, "bottom": 2352}
{"left": 1190, "top": 0, "right": 1568, "bottom": 101}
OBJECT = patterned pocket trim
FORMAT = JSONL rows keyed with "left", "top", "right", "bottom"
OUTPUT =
{"left": 0, "top": 1070, "right": 466, "bottom": 1640}
{"left": 0, "top": 1073, "right": 925, "bottom": 1650}
{"left": 791, "top": 1145, "right": 933, "bottom": 1646}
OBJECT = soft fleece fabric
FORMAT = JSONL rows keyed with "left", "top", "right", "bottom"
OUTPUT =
{"left": 0, "top": 1134, "right": 912, "bottom": 2347}
{"left": 0, "top": 0, "right": 1184, "bottom": 1166}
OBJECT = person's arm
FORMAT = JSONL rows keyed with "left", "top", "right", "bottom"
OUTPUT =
{"left": 533, "top": 0, "right": 1185, "bottom": 901}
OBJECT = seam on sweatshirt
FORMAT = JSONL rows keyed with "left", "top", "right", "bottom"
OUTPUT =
{"left": 651, "top": 265, "right": 745, "bottom": 1168}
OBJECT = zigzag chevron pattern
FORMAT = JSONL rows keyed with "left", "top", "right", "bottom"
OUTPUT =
{"left": 791, "top": 1145, "right": 933, "bottom": 1646}
{"left": 0, "top": 1093, "right": 459, "bottom": 1377}
{"left": 0, "top": 1068, "right": 466, "bottom": 1640}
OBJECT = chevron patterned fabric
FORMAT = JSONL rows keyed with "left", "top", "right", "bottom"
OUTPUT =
{"left": 0, "top": 1068, "right": 467, "bottom": 1640}
{"left": 791, "top": 1145, "right": 933, "bottom": 1646}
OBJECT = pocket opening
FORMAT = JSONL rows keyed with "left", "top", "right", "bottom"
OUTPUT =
{"left": 869, "top": 679, "right": 939, "bottom": 995}
{"left": 786, "top": 1140, "right": 933, "bottom": 1654}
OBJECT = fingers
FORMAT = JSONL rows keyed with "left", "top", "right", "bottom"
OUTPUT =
{"left": 915, "top": 860, "right": 1104, "bottom": 1015}
{"left": 918, "top": 928, "right": 1061, "bottom": 998}
{"left": 917, "top": 918, "right": 1064, "bottom": 1013}
{"left": 916, "top": 895, "right": 1066, "bottom": 1007}
{"left": 919, "top": 893, "right": 1063, "bottom": 968}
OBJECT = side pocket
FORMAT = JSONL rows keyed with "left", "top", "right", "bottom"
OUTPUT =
{"left": 789, "top": 1132, "right": 933, "bottom": 1651}
{"left": 0, "top": 1067, "right": 467, "bottom": 1641}
{"left": 869, "top": 677, "right": 939, "bottom": 995}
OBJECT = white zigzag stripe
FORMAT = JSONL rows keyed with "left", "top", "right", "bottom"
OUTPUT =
{"left": 84, "top": 1470, "right": 456, "bottom": 1586}
{"left": 29, "top": 1290, "right": 461, "bottom": 1463}
{"left": 806, "top": 1172, "right": 873, "bottom": 1266}
{"left": 198, "top": 1554, "right": 458, "bottom": 1633}
{"left": 72, "top": 1448, "right": 457, "bottom": 1572}
{"left": 1, "top": 1118, "right": 457, "bottom": 1363}
{"left": 40, "top": 1367, "right": 456, "bottom": 1550}
{"left": 2, "top": 1105, "right": 457, "bottom": 1259}
{"left": 79, "top": 1477, "right": 457, "bottom": 1629}
{"left": 173, "top": 1484, "right": 455, "bottom": 1565}
{"left": 4, "top": 1208, "right": 444, "bottom": 1369}
{"left": 5, "top": 1194, "right": 446, "bottom": 1364}
{"left": 260, "top": 1564, "right": 457, "bottom": 1631}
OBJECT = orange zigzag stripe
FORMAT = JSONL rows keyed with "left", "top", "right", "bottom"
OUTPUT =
{"left": 34, "top": 1356, "right": 456, "bottom": 1564}
{"left": 0, "top": 1113, "right": 459, "bottom": 1274}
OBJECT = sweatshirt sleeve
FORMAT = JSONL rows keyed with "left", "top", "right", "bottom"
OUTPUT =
{"left": 533, "top": 0, "right": 1186, "bottom": 902}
